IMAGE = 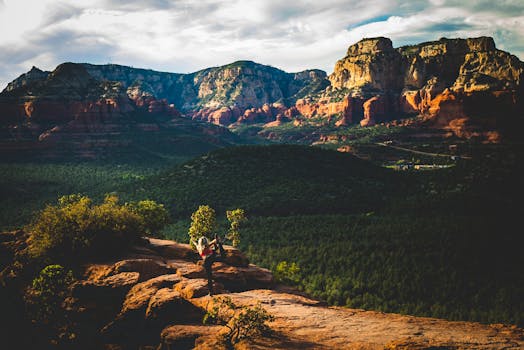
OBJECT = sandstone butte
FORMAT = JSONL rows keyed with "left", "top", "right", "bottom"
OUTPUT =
{"left": 1, "top": 231, "right": 521, "bottom": 350}
{"left": 283, "top": 36, "right": 523, "bottom": 140}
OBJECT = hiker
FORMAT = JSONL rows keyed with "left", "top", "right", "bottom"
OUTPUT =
{"left": 192, "top": 234, "right": 225, "bottom": 295}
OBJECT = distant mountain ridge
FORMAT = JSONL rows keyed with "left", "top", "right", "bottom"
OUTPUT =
{"left": 0, "top": 62, "right": 244, "bottom": 160}
{"left": 0, "top": 36, "right": 522, "bottom": 159}
{"left": 1, "top": 60, "right": 328, "bottom": 133}
{"left": 3, "top": 60, "right": 327, "bottom": 112}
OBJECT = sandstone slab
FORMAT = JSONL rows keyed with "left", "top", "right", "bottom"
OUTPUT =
{"left": 174, "top": 278, "right": 225, "bottom": 299}
{"left": 73, "top": 272, "right": 140, "bottom": 299}
{"left": 213, "top": 263, "right": 273, "bottom": 291}
{"left": 145, "top": 288, "right": 204, "bottom": 325}
{"left": 167, "top": 259, "right": 206, "bottom": 279}
{"left": 222, "top": 245, "right": 250, "bottom": 267}
{"left": 159, "top": 325, "right": 223, "bottom": 350}
{"left": 148, "top": 238, "right": 200, "bottom": 261}
{"left": 121, "top": 274, "right": 182, "bottom": 315}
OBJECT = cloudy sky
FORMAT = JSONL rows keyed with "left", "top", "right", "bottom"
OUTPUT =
{"left": 1, "top": 0, "right": 523, "bottom": 89}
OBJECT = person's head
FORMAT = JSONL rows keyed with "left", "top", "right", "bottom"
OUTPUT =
{"left": 198, "top": 236, "right": 209, "bottom": 247}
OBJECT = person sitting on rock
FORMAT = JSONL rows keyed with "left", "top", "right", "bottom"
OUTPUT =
{"left": 192, "top": 234, "right": 225, "bottom": 295}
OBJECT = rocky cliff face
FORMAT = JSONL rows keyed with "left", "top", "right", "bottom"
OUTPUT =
{"left": 83, "top": 61, "right": 328, "bottom": 117}
{"left": 230, "top": 36, "right": 522, "bottom": 141}
{"left": 329, "top": 36, "right": 522, "bottom": 94}
{"left": 322, "top": 36, "right": 524, "bottom": 138}
{"left": 3, "top": 66, "right": 50, "bottom": 93}
{"left": 329, "top": 37, "right": 403, "bottom": 93}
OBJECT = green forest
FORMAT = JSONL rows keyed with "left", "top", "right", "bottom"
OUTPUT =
{"left": 1, "top": 144, "right": 522, "bottom": 326}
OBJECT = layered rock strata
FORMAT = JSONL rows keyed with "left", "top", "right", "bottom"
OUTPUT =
{"left": 323, "top": 36, "right": 523, "bottom": 139}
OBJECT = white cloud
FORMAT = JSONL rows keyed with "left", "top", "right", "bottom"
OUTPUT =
{"left": 0, "top": 0, "right": 523, "bottom": 90}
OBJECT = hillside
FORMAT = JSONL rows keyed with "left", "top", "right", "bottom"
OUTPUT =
{"left": 2, "top": 60, "right": 328, "bottom": 124}
{"left": 0, "top": 144, "right": 394, "bottom": 229}
{"left": 122, "top": 144, "right": 402, "bottom": 217}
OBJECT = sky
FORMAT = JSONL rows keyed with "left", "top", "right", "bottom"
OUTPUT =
{"left": 0, "top": 0, "right": 523, "bottom": 89}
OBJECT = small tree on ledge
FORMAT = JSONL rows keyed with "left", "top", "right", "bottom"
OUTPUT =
{"left": 188, "top": 205, "right": 217, "bottom": 246}
{"left": 188, "top": 205, "right": 246, "bottom": 247}
{"left": 226, "top": 208, "right": 246, "bottom": 247}
{"left": 203, "top": 296, "right": 274, "bottom": 346}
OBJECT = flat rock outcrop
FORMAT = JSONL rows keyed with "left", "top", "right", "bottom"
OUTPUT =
{"left": 63, "top": 237, "right": 524, "bottom": 349}
{"left": 194, "top": 289, "right": 524, "bottom": 350}
{"left": 1, "top": 232, "right": 522, "bottom": 349}
{"left": 70, "top": 238, "right": 273, "bottom": 345}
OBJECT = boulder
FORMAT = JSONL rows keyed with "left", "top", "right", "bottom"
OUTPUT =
{"left": 145, "top": 288, "right": 204, "bottom": 324}
{"left": 240, "top": 264, "right": 274, "bottom": 289}
{"left": 120, "top": 274, "right": 182, "bottom": 316}
{"left": 72, "top": 272, "right": 140, "bottom": 300}
{"left": 110, "top": 259, "right": 175, "bottom": 282}
{"left": 211, "top": 264, "right": 248, "bottom": 291}
{"left": 222, "top": 246, "right": 249, "bottom": 267}
{"left": 167, "top": 259, "right": 206, "bottom": 279}
{"left": 83, "top": 263, "right": 115, "bottom": 282}
{"left": 102, "top": 279, "right": 202, "bottom": 343}
{"left": 83, "top": 258, "right": 175, "bottom": 283}
{"left": 174, "top": 278, "right": 225, "bottom": 299}
{"left": 159, "top": 325, "right": 223, "bottom": 350}
{"left": 70, "top": 268, "right": 146, "bottom": 331}
{"left": 212, "top": 263, "right": 273, "bottom": 292}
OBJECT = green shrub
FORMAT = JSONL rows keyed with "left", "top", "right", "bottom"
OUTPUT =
{"left": 188, "top": 205, "right": 247, "bottom": 247}
{"left": 226, "top": 208, "right": 246, "bottom": 247}
{"left": 203, "top": 296, "right": 274, "bottom": 345}
{"left": 274, "top": 261, "right": 301, "bottom": 285}
{"left": 27, "top": 194, "right": 167, "bottom": 262}
{"left": 26, "top": 264, "right": 74, "bottom": 323}
{"left": 127, "top": 199, "right": 170, "bottom": 237}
